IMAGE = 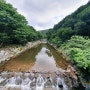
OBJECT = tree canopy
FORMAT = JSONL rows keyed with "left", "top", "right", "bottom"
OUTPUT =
{"left": 0, "top": 0, "right": 42, "bottom": 46}
{"left": 47, "top": 2, "right": 90, "bottom": 46}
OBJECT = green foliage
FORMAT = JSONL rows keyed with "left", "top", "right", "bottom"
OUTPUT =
{"left": 47, "top": 27, "right": 73, "bottom": 47}
{"left": 57, "top": 27, "right": 73, "bottom": 41}
{"left": 46, "top": 2, "right": 90, "bottom": 76}
{"left": 12, "top": 29, "right": 27, "bottom": 44}
{"left": 61, "top": 36, "right": 90, "bottom": 73}
{"left": 0, "top": 0, "right": 42, "bottom": 46}
{"left": 70, "top": 48, "right": 90, "bottom": 72}
{"left": 0, "top": 33, "right": 10, "bottom": 45}
{"left": 39, "top": 30, "right": 48, "bottom": 38}
{"left": 51, "top": 37, "right": 62, "bottom": 47}
{"left": 46, "top": 29, "right": 54, "bottom": 40}
{"left": 47, "top": 2, "right": 90, "bottom": 46}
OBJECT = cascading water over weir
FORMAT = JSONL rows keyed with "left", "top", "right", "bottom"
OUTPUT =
{"left": 0, "top": 72, "right": 68, "bottom": 90}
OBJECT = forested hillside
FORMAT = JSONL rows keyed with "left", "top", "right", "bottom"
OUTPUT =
{"left": 39, "top": 30, "right": 48, "bottom": 38}
{"left": 0, "top": 0, "right": 42, "bottom": 46}
{"left": 47, "top": 2, "right": 90, "bottom": 75}
{"left": 47, "top": 2, "right": 90, "bottom": 46}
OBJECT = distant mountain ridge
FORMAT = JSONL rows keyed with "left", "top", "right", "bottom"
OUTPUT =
{"left": 39, "top": 30, "right": 49, "bottom": 38}
{"left": 40, "top": 30, "right": 48, "bottom": 34}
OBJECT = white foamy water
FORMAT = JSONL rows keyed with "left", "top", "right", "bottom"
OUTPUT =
{"left": 36, "top": 74, "right": 45, "bottom": 90}
{"left": 0, "top": 72, "right": 69, "bottom": 90}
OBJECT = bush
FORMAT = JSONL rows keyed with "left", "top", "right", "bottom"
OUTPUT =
{"left": 61, "top": 36, "right": 90, "bottom": 73}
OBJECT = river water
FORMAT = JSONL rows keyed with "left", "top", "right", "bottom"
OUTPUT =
{"left": 0, "top": 43, "right": 68, "bottom": 72}
{"left": 0, "top": 43, "right": 85, "bottom": 90}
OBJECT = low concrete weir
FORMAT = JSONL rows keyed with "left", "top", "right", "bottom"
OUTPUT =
{"left": 0, "top": 72, "right": 69, "bottom": 90}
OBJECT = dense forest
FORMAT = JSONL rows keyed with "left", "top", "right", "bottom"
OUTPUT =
{"left": 47, "top": 2, "right": 90, "bottom": 76}
{"left": 47, "top": 2, "right": 90, "bottom": 45}
{"left": 0, "top": 0, "right": 42, "bottom": 46}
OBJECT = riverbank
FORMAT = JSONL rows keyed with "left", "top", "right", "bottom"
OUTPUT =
{"left": 48, "top": 42, "right": 90, "bottom": 90}
{"left": 0, "top": 41, "right": 41, "bottom": 63}
{"left": 48, "top": 43, "right": 68, "bottom": 61}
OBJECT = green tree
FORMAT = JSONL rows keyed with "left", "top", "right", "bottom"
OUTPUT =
{"left": 0, "top": 0, "right": 42, "bottom": 46}
{"left": 57, "top": 27, "right": 73, "bottom": 41}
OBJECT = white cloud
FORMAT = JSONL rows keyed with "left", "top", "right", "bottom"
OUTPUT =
{"left": 6, "top": 0, "right": 89, "bottom": 30}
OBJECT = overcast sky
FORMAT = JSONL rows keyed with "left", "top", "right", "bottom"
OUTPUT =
{"left": 6, "top": 0, "right": 89, "bottom": 30}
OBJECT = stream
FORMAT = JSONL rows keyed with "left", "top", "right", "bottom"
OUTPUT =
{"left": 0, "top": 43, "right": 86, "bottom": 90}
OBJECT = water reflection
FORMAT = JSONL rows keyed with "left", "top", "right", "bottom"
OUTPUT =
{"left": 0, "top": 44, "right": 68, "bottom": 72}
{"left": 32, "top": 47, "right": 58, "bottom": 72}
